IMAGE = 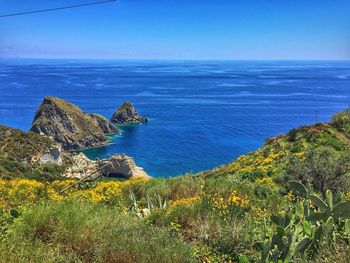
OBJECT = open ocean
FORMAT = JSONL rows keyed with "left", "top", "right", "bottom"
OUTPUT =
{"left": 0, "top": 59, "right": 349, "bottom": 177}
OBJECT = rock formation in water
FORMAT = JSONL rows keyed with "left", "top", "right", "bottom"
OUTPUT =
{"left": 110, "top": 101, "right": 148, "bottom": 124}
{"left": 30, "top": 96, "right": 118, "bottom": 150}
{"left": 89, "top": 113, "right": 117, "bottom": 134}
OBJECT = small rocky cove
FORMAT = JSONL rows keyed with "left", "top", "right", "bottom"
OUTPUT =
{"left": 29, "top": 96, "right": 149, "bottom": 180}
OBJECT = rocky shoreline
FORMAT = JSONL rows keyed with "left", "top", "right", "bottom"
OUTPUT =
{"left": 64, "top": 152, "right": 150, "bottom": 180}
{"left": 1, "top": 97, "right": 150, "bottom": 180}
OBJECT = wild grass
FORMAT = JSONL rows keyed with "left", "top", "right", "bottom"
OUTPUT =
{"left": 0, "top": 200, "right": 194, "bottom": 263}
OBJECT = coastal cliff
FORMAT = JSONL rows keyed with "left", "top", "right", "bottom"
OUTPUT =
{"left": 30, "top": 96, "right": 118, "bottom": 150}
{"left": 65, "top": 153, "right": 149, "bottom": 179}
{"left": 0, "top": 96, "right": 151, "bottom": 180}
{"left": 0, "top": 124, "right": 149, "bottom": 180}
{"left": 110, "top": 101, "right": 148, "bottom": 124}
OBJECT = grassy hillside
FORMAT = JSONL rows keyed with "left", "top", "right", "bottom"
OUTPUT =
{"left": 202, "top": 118, "right": 350, "bottom": 180}
{"left": 0, "top": 125, "right": 65, "bottom": 180}
{"left": 1, "top": 109, "right": 350, "bottom": 262}
{"left": 0, "top": 125, "right": 53, "bottom": 162}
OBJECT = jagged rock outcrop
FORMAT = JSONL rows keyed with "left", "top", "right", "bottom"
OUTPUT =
{"left": 63, "top": 153, "right": 149, "bottom": 179}
{"left": 89, "top": 113, "right": 117, "bottom": 134}
{"left": 63, "top": 153, "right": 99, "bottom": 179}
{"left": 98, "top": 154, "right": 149, "bottom": 179}
{"left": 110, "top": 101, "right": 148, "bottom": 124}
{"left": 30, "top": 96, "right": 118, "bottom": 150}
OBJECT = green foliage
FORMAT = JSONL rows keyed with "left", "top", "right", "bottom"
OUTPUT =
{"left": 41, "top": 163, "right": 65, "bottom": 175}
{"left": 307, "top": 192, "right": 350, "bottom": 222}
{"left": 128, "top": 189, "right": 139, "bottom": 212}
{"left": 122, "top": 175, "right": 201, "bottom": 201}
{"left": 192, "top": 243, "right": 234, "bottom": 263}
{"left": 239, "top": 169, "right": 265, "bottom": 181}
{"left": 0, "top": 207, "right": 20, "bottom": 240}
{"left": 287, "top": 127, "right": 303, "bottom": 142}
{"left": 239, "top": 254, "right": 250, "bottom": 263}
{"left": 317, "top": 133, "right": 347, "bottom": 151}
{"left": 129, "top": 190, "right": 168, "bottom": 217}
{"left": 155, "top": 193, "right": 168, "bottom": 209}
{"left": 0, "top": 158, "right": 64, "bottom": 181}
{"left": 286, "top": 147, "right": 350, "bottom": 196}
{"left": 0, "top": 125, "right": 67, "bottom": 180}
{"left": 331, "top": 108, "right": 350, "bottom": 129}
{"left": 261, "top": 181, "right": 350, "bottom": 263}
{"left": 0, "top": 125, "right": 53, "bottom": 163}
{"left": 0, "top": 201, "right": 194, "bottom": 263}
{"left": 289, "top": 181, "right": 308, "bottom": 196}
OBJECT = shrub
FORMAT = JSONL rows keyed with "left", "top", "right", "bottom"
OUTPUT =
{"left": 331, "top": 109, "right": 350, "bottom": 129}
{"left": 121, "top": 175, "right": 201, "bottom": 202}
{"left": 286, "top": 147, "right": 350, "bottom": 196}
{"left": 290, "top": 143, "right": 303, "bottom": 153}
{"left": 239, "top": 169, "right": 265, "bottom": 181}
{"left": 317, "top": 133, "right": 346, "bottom": 151}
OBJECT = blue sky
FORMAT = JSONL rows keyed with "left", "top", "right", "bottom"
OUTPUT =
{"left": 0, "top": 0, "right": 349, "bottom": 59}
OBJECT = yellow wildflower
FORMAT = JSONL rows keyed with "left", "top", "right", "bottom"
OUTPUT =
{"left": 293, "top": 152, "right": 305, "bottom": 160}
{"left": 255, "top": 177, "right": 276, "bottom": 189}
{"left": 287, "top": 191, "right": 295, "bottom": 201}
{"left": 169, "top": 196, "right": 200, "bottom": 207}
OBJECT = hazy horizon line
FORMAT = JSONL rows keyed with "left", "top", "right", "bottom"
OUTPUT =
{"left": 1, "top": 56, "right": 350, "bottom": 62}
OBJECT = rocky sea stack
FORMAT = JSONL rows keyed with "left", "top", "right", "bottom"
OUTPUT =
{"left": 110, "top": 101, "right": 148, "bottom": 124}
{"left": 30, "top": 96, "right": 118, "bottom": 150}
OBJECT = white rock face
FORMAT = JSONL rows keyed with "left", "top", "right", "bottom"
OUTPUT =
{"left": 39, "top": 148, "right": 62, "bottom": 165}
{"left": 64, "top": 153, "right": 99, "bottom": 179}
{"left": 63, "top": 153, "right": 149, "bottom": 180}
{"left": 99, "top": 154, "right": 150, "bottom": 179}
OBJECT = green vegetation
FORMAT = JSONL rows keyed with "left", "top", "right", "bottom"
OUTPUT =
{"left": 286, "top": 146, "right": 350, "bottom": 196}
{"left": 331, "top": 108, "right": 350, "bottom": 131}
{"left": 0, "top": 201, "right": 193, "bottom": 263}
{"left": 1, "top": 108, "right": 350, "bottom": 262}
{"left": 0, "top": 125, "right": 65, "bottom": 180}
{"left": 0, "top": 125, "right": 53, "bottom": 162}
{"left": 262, "top": 181, "right": 350, "bottom": 262}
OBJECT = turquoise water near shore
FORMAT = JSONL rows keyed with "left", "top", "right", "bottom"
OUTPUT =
{"left": 0, "top": 59, "right": 350, "bottom": 177}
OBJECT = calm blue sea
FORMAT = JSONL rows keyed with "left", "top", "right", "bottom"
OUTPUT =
{"left": 0, "top": 59, "right": 349, "bottom": 177}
